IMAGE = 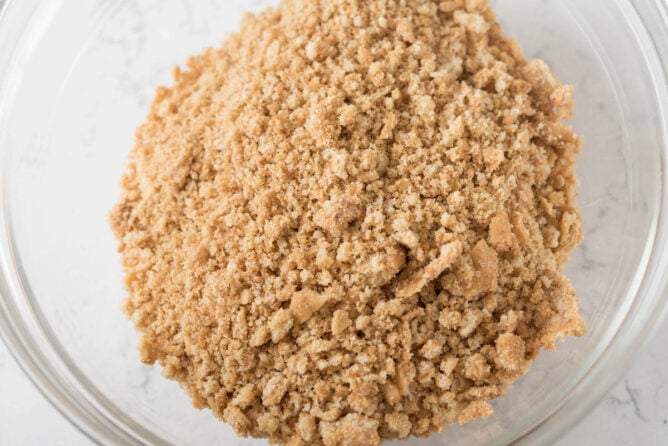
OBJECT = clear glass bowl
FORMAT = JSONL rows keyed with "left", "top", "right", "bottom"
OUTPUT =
{"left": 0, "top": 0, "right": 667, "bottom": 445}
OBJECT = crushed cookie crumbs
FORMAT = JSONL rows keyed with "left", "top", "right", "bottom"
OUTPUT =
{"left": 110, "top": 0, "right": 585, "bottom": 444}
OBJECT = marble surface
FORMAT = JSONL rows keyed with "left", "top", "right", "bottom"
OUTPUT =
{"left": 1, "top": 318, "right": 666, "bottom": 445}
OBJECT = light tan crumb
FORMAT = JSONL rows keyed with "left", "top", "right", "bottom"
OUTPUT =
{"left": 489, "top": 212, "right": 513, "bottom": 250}
{"left": 262, "top": 375, "right": 289, "bottom": 406}
{"left": 249, "top": 326, "right": 271, "bottom": 347}
{"left": 296, "top": 413, "right": 317, "bottom": 443}
{"left": 496, "top": 333, "right": 526, "bottom": 372}
{"left": 320, "top": 414, "right": 380, "bottom": 446}
{"left": 453, "top": 10, "right": 490, "bottom": 33}
{"left": 331, "top": 309, "right": 351, "bottom": 336}
{"left": 232, "top": 384, "right": 255, "bottom": 409}
{"left": 458, "top": 401, "right": 494, "bottom": 424}
{"left": 395, "top": 240, "right": 463, "bottom": 298}
{"left": 223, "top": 406, "right": 251, "bottom": 436}
{"left": 289, "top": 289, "right": 328, "bottom": 324}
{"left": 381, "top": 382, "right": 401, "bottom": 406}
{"left": 269, "top": 309, "right": 294, "bottom": 343}
{"left": 385, "top": 412, "right": 412, "bottom": 438}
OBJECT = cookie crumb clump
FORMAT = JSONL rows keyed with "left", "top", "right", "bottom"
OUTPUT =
{"left": 110, "top": 0, "right": 585, "bottom": 444}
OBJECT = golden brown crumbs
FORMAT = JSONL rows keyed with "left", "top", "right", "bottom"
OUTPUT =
{"left": 110, "top": 0, "right": 585, "bottom": 444}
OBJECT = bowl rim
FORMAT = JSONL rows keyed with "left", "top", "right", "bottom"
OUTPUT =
{"left": 0, "top": 0, "right": 666, "bottom": 445}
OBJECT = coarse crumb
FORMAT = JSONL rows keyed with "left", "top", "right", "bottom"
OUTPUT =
{"left": 110, "top": 0, "right": 585, "bottom": 444}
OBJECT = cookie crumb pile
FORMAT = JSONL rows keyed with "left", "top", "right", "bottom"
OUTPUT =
{"left": 110, "top": 0, "right": 585, "bottom": 444}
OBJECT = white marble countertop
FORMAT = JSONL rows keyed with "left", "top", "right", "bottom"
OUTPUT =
{"left": 1, "top": 318, "right": 666, "bottom": 445}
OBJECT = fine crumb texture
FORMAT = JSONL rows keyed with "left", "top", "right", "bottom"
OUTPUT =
{"left": 110, "top": 0, "right": 585, "bottom": 444}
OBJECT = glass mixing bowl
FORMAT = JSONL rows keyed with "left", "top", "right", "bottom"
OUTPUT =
{"left": 0, "top": 0, "right": 667, "bottom": 445}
